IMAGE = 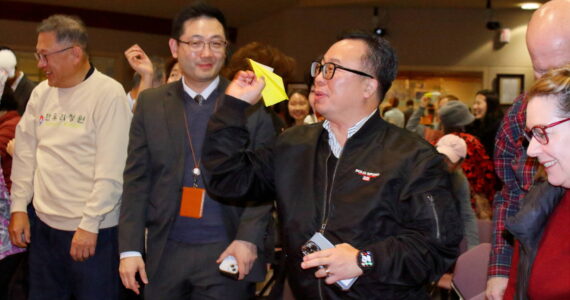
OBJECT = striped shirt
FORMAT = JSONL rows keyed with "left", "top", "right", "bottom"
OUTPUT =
{"left": 323, "top": 109, "right": 377, "bottom": 158}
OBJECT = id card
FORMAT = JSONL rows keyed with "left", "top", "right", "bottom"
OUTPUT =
{"left": 179, "top": 187, "right": 205, "bottom": 218}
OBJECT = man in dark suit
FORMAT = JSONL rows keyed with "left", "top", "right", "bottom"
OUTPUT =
{"left": 0, "top": 47, "right": 37, "bottom": 115}
{"left": 118, "top": 3, "right": 275, "bottom": 300}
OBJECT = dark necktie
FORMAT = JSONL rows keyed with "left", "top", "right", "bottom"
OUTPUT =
{"left": 194, "top": 94, "right": 204, "bottom": 105}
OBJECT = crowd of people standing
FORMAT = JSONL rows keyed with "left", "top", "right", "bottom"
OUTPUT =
{"left": 1, "top": 1, "right": 570, "bottom": 300}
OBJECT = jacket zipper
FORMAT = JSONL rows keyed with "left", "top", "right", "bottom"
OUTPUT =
{"left": 318, "top": 150, "right": 341, "bottom": 300}
{"left": 426, "top": 193, "right": 441, "bottom": 240}
{"left": 320, "top": 150, "right": 341, "bottom": 234}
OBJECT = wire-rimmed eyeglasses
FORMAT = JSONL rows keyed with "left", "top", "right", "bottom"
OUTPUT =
{"left": 177, "top": 39, "right": 227, "bottom": 52}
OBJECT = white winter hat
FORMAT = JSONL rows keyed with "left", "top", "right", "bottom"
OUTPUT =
{"left": 0, "top": 49, "right": 17, "bottom": 78}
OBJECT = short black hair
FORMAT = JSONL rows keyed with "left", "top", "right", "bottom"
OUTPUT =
{"left": 337, "top": 30, "right": 398, "bottom": 102}
{"left": 171, "top": 2, "right": 227, "bottom": 40}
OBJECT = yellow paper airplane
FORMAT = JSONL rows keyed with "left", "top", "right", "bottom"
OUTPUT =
{"left": 248, "top": 59, "right": 288, "bottom": 106}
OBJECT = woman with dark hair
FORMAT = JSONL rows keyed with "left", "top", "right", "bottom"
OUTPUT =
{"left": 0, "top": 87, "right": 20, "bottom": 191}
{"left": 467, "top": 89, "right": 504, "bottom": 157}
{"left": 285, "top": 89, "right": 311, "bottom": 127}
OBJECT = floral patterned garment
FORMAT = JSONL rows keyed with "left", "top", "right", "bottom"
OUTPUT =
{"left": 434, "top": 132, "right": 498, "bottom": 215}
{"left": 0, "top": 163, "right": 25, "bottom": 260}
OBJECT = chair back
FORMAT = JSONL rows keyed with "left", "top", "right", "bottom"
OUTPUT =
{"left": 451, "top": 243, "right": 491, "bottom": 300}
{"left": 477, "top": 219, "right": 493, "bottom": 244}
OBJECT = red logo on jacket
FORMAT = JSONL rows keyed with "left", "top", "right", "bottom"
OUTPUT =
{"left": 355, "top": 169, "right": 380, "bottom": 181}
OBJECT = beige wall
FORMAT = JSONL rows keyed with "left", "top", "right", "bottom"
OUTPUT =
{"left": 1, "top": 6, "right": 536, "bottom": 92}
{"left": 0, "top": 19, "right": 171, "bottom": 88}
{"left": 236, "top": 7, "right": 535, "bottom": 90}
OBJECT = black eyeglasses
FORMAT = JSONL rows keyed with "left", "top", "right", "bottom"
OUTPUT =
{"left": 34, "top": 46, "right": 74, "bottom": 62}
{"left": 310, "top": 61, "right": 374, "bottom": 80}
{"left": 524, "top": 117, "right": 570, "bottom": 145}
{"left": 177, "top": 39, "right": 227, "bottom": 53}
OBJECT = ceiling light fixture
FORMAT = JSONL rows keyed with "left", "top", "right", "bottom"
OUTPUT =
{"left": 520, "top": 2, "right": 541, "bottom": 10}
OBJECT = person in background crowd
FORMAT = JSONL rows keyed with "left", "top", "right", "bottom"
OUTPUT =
{"left": 406, "top": 94, "right": 459, "bottom": 143}
{"left": 403, "top": 99, "right": 414, "bottom": 126}
{"left": 118, "top": 4, "right": 275, "bottom": 299}
{"left": 383, "top": 96, "right": 405, "bottom": 127}
{"left": 286, "top": 89, "right": 311, "bottom": 127}
{"left": 0, "top": 47, "right": 37, "bottom": 116}
{"left": 0, "top": 161, "right": 22, "bottom": 300}
{"left": 439, "top": 101, "right": 497, "bottom": 219}
{"left": 8, "top": 14, "right": 131, "bottom": 300}
{"left": 303, "top": 83, "right": 323, "bottom": 124}
{"left": 124, "top": 44, "right": 165, "bottom": 111}
{"left": 0, "top": 87, "right": 20, "bottom": 191}
{"left": 0, "top": 77, "right": 26, "bottom": 300}
{"left": 220, "top": 41, "right": 295, "bottom": 128}
{"left": 486, "top": 1, "right": 570, "bottom": 298}
{"left": 221, "top": 41, "right": 296, "bottom": 82}
{"left": 0, "top": 57, "right": 21, "bottom": 192}
{"left": 504, "top": 66, "right": 570, "bottom": 300}
{"left": 436, "top": 134, "right": 479, "bottom": 249}
{"left": 165, "top": 57, "right": 181, "bottom": 83}
{"left": 221, "top": 41, "right": 294, "bottom": 133}
{"left": 202, "top": 30, "right": 462, "bottom": 299}
{"left": 467, "top": 89, "right": 504, "bottom": 158}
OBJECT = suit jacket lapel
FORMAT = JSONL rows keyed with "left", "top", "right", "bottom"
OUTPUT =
{"left": 163, "top": 81, "right": 187, "bottom": 162}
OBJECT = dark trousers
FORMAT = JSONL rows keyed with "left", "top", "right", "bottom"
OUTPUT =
{"left": 29, "top": 219, "right": 120, "bottom": 300}
{"left": 0, "top": 251, "right": 27, "bottom": 300}
{"left": 144, "top": 240, "right": 255, "bottom": 300}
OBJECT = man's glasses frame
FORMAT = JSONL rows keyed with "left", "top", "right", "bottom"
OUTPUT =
{"left": 177, "top": 39, "right": 227, "bottom": 53}
{"left": 34, "top": 46, "right": 74, "bottom": 62}
{"left": 524, "top": 117, "right": 570, "bottom": 145}
{"left": 310, "top": 61, "right": 374, "bottom": 80}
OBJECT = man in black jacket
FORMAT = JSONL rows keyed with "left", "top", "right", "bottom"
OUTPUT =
{"left": 203, "top": 31, "right": 462, "bottom": 299}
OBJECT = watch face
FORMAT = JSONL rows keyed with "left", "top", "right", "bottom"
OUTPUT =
{"left": 360, "top": 250, "right": 374, "bottom": 268}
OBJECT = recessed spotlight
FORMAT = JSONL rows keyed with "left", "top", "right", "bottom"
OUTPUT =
{"left": 520, "top": 2, "right": 541, "bottom": 10}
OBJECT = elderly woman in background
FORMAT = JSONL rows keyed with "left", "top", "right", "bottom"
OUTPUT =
{"left": 439, "top": 101, "right": 497, "bottom": 219}
{"left": 505, "top": 66, "right": 570, "bottom": 300}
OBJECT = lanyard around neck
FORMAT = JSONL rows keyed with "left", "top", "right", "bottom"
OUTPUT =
{"left": 182, "top": 105, "right": 201, "bottom": 187}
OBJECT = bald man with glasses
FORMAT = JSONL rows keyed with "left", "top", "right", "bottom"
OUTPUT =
{"left": 202, "top": 31, "right": 462, "bottom": 299}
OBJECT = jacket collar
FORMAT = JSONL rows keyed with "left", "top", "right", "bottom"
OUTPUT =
{"left": 506, "top": 180, "right": 565, "bottom": 250}
{"left": 342, "top": 110, "right": 388, "bottom": 152}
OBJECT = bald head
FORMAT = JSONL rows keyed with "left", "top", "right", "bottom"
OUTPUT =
{"left": 527, "top": 0, "right": 570, "bottom": 78}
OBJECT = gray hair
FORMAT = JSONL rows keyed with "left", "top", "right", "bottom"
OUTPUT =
{"left": 37, "top": 15, "right": 89, "bottom": 54}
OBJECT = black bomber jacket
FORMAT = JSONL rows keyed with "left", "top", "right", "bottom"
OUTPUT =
{"left": 203, "top": 96, "right": 463, "bottom": 300}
